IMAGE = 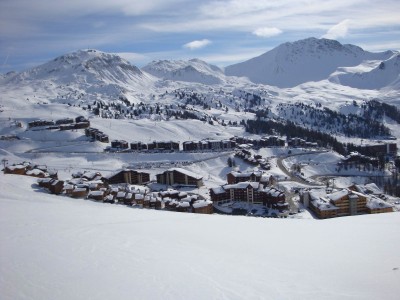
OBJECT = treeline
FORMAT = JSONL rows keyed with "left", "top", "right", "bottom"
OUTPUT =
{"left": 276, "top": 102, "right": 391, "bottom": 138}
{"left": 362, "top": 99, "right": 400, "bottom": 124}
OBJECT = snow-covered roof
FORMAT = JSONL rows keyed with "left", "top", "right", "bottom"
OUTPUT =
{"left": 168, "top": 168, "right": 202, "bottom": 180}
{"left": 211, "top": 186, "right": 226, "bottom": 194}
{"left": 192, "top": 200, "right": 212, "bottom": 208}
{"left": 353, "top": 185, "right": 368, "bottom": 194}
{"left": 229, "top": 171, "right": 262, "bottom": 178}
{"left": 38, "top": 178, "right": 53, "bottom": 183}
{"left": 89, "top": 182, "right": 100, "bottom": 189}
{"left": 225, "top": 182, "right": 259, "bottom": 190}
{"left": 89, "top": 190, "right": 104, "bottom": 196}
{"left": 327, "top": 189, "right": 349, "bottom": 202}
{"left": 312, "top": 197, "right": 339, "bottom": 211}
{"left": 26, "top": 169, "right": 47, "bottom": 176}
{"left": 365, "top": 183, "right": 383, "bottom": 195}
{"left": 135, "top": 194, "right": 144, "bottom": 200}
{"left": 177, "top": 201, "right": 190, "bottom": 208}
{"left": 366, "top": 197, "right": 393, "bottom": 210}
{"left": 180, "top": 197, "right": 192, "bottom": 203}
{"left": 260, "top": 174, "right": 272, "bottom": 181}
{"left": 105, "top": 194, "right": 114, "bottom": 201}
{"left": 116, "top": 191, "right": 126, "bottom": 198}
{"left": 64, "top": 184, "right": 74, "bottom": 190}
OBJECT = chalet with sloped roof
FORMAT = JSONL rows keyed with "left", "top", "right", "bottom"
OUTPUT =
{"left": 105, "top": 169, "right": 150, "bottom": 185}
{"left": 156, "top": 168, "right": 203, "bottom": 187}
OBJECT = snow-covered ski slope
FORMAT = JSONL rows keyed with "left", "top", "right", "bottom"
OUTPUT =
{"left": 1, "top": 173, "right": 400, "bottom": 300}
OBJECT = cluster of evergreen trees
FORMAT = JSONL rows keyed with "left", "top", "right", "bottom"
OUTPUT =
{"left": 275, "top": 102, "right": 390, "bottom": 138}
{"left": 362, "top": 99, "right": 400, "bottom": 124}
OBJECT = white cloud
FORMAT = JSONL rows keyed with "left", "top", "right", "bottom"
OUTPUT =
{"left": 252, "top": 27, "right": 282, "bottom": 38}
{"left": 322, "top": 19, "right": 351, "bottom": 39}
{"left": 183, "top": 39, "right": 211, "bottom": 50}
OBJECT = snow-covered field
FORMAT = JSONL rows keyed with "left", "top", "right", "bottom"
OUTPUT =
{"left": 1, "top": 173, "right": 400, "bottom": 300}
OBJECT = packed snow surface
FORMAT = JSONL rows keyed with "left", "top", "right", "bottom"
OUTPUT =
{"left": 1, "top": 173, "right": 400, "bottom": 300}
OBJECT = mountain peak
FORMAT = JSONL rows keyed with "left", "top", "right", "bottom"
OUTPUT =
{"left": 142, "top": 58, "right": 224, "bottom": 84}
{"left": 6, "top": 49, "right": 144, "bottom": 84}
{"left": 225, "top": 37, "right": 394, "bottom": 88}
{"left": 2, "top": 49, "right": 153, "bottom": 104}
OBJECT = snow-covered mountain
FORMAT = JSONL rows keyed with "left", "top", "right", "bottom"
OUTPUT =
{"left": 1, "top": 37, "right": 399, "bottom": 116}
{"left": 330, "top": 53, "right": 400, "bottom": 90}
{"left": 142, "top": 59, "right": 225, "bottom": 84}
{"left": 1, "top": 49, "right": 155, "bottom": 103}
{"left": 225, "top": 37, "right": 396, "bottom": 88}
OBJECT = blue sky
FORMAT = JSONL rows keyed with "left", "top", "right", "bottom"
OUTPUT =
{"left": 1, "top": 0, "right": 399, "bottom": 73}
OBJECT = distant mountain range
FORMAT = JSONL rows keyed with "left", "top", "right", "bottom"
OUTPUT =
{"left": 142, "top": 58, "right": 225, "bottom": 85}
{"left": 1, "top": 38, "right": 399, "bottom": 106}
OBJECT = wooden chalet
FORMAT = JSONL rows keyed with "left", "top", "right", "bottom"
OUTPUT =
{"left": 192, "top": 200, "right": 213, "bottom": 214}
{"left": 71, "top": 187, "right": 88, "bottom": 198}
{"left": 37, "top": 177, "right": 55, "bottom": 189}
{"left": 105, "top": 169, "right": 150, "bottom": 185}
{"left": 183, "top": 141, "right": 199, "bottom": 151}
{"left": 64, "top": 184, "right": 75, "bottom": 195}
{"left": 147, "top": 141, "right": 180, "bottom": 151}
{"left": 156, "top": 168, "right": 203, "bottom": 187}
{"left": 124, "top": 193, "right": 134, "bottom": 205}
{"left": 130, "top": 141, "right": 148, "bottom": 151}
{"left": 143, "top": 196, "right": 150, "bottom": 208}
{"left": 28, "top": 120, "right": 55, "bottom": 128}
{"left": 49, "top": 180, "right": 64, "bottom": 195}
{"left": 227, "top": 171, "right": 262, "bottom": 184}
{"left": 75, "top": 116, "right": 88, "bottom": 123}
{"left": 74, "top": 122, "right": 90, "bottom": 129}
{"left": 111, "top": 140, "right": 129, "bottom": 149}
{"left": 176, "top": 201, "right": 191, "bottom": 212}
{"left": 4, "top": 164, "right": 27, "bottom": 175}
{"left": 134, "top": 194, "right": 144, "bottom": 206}
{"left": 116, "top": 191, "right": 126, "bottom": 203}
{"left": 59, "top": 124, "right": 76, "bottom": 131}
{"left": 327, "top": 189, "right": 367, "bottom": 216}
{"left": 55, "top": 118, "right": 74, "bottom": 125}
{"left": 88, "top": 190, "right": 105, "bottom": 201}
{"left": 366, "top": 198, "right": 393, "bottom": 214}
{"left": 302, "top": 188, "right": 372, "bottom": 219}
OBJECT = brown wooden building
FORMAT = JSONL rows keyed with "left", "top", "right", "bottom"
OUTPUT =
{"left": 105, "top": 169, "right": 150, "bottom": 185}
{"left": 227, "top": 171, "right": 262, "bottom": 184}
{"left": 156, "top": 168, "right": 203, "bottom": 187}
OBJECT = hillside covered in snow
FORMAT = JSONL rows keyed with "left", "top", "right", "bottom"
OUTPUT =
{"left": 225, "top": 37, "right": 397, "bottom": 88}
{"left": 1, "top": 173, "right": 400, "bottom": 300}
{"left": 0, "top": 49, "right": 156, "bottom": 104}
